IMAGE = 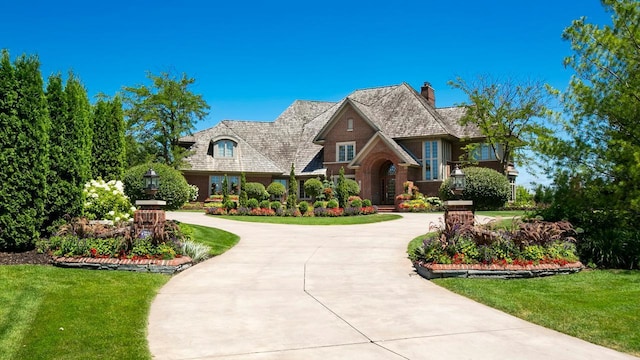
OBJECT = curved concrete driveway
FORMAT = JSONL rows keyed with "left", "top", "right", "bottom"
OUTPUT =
{"left": 149, "top": 212, "right": 636, "bottom": 360}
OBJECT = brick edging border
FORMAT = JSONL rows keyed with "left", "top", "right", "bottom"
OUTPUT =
{"left": 414, "top": 261, "right": 584, "bottom": 279}
{"left": 52, "top": 256, "right": 193, "bottom": 274}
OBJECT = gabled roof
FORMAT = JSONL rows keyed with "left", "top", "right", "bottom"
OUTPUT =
{"left": 349, "top": 131, "right": 420, "bottom": 168}
{"left": 181, "top": 82, "right": 483, "bottom": 176}
{"left": 313, "top": 83, "right": 482, "bottom": 142}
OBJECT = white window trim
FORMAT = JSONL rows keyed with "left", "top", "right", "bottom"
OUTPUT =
{"left": 347, "top": 118, "right": 354, "bottom": 132}
{"left": 336, "top": 141, "right": 356, "bottom": 163}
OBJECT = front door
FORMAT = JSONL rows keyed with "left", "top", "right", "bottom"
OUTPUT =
{"left": 380, "top": 162, "right": 396, "bottom": 205}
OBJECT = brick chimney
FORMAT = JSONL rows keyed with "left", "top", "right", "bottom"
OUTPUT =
{"left": 420, "top": 82, "right": 436, "bottom": 107}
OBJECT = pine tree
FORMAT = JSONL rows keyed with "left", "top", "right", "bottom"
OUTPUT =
{"left": 92, "top": 95, "right": 125, "bottom": 180}
{"left": 0, "top": 51, "right": 50, "bottom": 250}
{"left": 287, "top": 163, "right": 297, "bottom": 209}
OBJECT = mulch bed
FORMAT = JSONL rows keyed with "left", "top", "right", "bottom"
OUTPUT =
{"left": 0, "top": 250, "right": 52, "bottom": 266}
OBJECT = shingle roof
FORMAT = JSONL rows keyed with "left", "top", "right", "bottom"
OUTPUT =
{"left": 181, "top": 82, "right": 483, "bottom": 175}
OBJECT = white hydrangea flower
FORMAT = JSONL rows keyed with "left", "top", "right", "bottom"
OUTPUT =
{"left": 108, "top": 210, "right": 115, "bottom": 216}
{"left": 130, "top": 206, "right": 137, "bottom": 212}
{"left": 91, "top": 193, "right": 99, "bottom": 198}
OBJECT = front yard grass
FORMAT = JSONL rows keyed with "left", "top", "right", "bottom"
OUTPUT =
{"left": 1, "top": 266, "right": 169, "bottom": 360}
{"left": 180, "top": 223, "right": 239, "bottom": 256}
{"left": 433, "top": 270, "right": 640, "bottom": 356}
{"left": 217, "top": 213, "right": 401, "bottom": 225}
{"left": 1, "top": 223, "right": 240, "bottom": 360}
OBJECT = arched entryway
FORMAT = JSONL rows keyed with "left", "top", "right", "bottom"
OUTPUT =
{"left": 379, "top": 161, "right": 396, "bottom": 205}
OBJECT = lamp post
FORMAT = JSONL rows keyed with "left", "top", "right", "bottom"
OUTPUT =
{"left": 451, "top": 165, "right": 466, "bottom": 198}
{"left": 143, "top": 168, "right": 160, "bottom": 197}
{"left": 444, "top": 164, "right": 474, "bottom": 229}
{"left": 135, "top": 168, "right": 167, "bottom": 238}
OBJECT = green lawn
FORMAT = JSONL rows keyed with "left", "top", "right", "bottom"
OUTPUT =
{"left": 217, "top": 213, "right": 401, "bottom": 225}
{"left": 433, "top": 270, "right": 640, "bottom": 356}
{"left": 475, "top": 210, "right": 529, "bottom": 218}
{"left": 0, "top": 266, "right": 169, "bottom": 360}
{"left": 180, "top": 223, "right": 239, "bottom": 256}
{"left": 1, "top": 223, "right": 240, "bottom": 360}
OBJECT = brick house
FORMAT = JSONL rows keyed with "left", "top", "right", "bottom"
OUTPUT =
{"left": 179, "top": 82, "right": 509, "bottom": 204}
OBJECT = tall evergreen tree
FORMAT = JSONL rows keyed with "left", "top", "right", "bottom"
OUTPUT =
{"left": 336, "top": 167, "right": 349, "bottom": 208}
{"left": 239, "top": 172, "right": 248, "bottom": 207}
{"left": 287, "top": 163, "right": 297, "bottom": 209}
{"left": 44, "top": 74, "right": 71, "bottom": 232}
{"left": 65, "top": 74, "right": 92, "bottom": 186}
{"left": 92, "top": 95, "right": 126, "bottom": 180}
{"left": 0, "top": 51, "right": 50, "bottom": 250}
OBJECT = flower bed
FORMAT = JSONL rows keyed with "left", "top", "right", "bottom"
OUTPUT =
{"left": 206, "top": 198, "right": 378, "bottom": 217}
{"left": 37, "top": 218, "right": 211, "bottom": 271}
{"left": 410, "top": 218, "right": 583, "bottom": 279}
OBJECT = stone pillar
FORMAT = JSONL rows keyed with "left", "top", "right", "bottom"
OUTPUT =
{"left": 134, "top": 200, "right": 167, "bottom": 238}
{"left": 443, "top": 200, "right": 474, "bottom": 228}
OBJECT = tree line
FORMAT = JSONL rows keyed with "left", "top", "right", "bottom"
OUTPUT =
{"left": 0, "top": 51, "right": 209, "bottom": 251}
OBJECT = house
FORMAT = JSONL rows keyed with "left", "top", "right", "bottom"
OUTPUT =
{"left": 179, "top": 82, "right": 508, "bottom": 205}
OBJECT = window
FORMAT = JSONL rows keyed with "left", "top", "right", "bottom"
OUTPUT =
{"left": 424, "top": 141, "right": 439, "bottom": 180}
{"left": 298, "top": 180, "right": 309, "bottom": 199}
{"left": 471, "top": 143, "right": 499, "bottom": 161}
{"left": 273, "top": 179, "right": 287, "bottom": 187}
{"left": 215, "top": 140, "right": 235, "bottom": 158}
{"left": 337, "top": 142, "right": 356, "bottom": 162}
{"left": 422, "top": 140, "right": 451, "bottom": 181}
{"left": 347, "top": 118, "right": 353, "bottom": 131}
{"left": 209, "top": 175, "right": 239, "bottom": 195}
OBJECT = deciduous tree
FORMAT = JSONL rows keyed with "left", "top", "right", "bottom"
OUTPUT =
{"left": 123, "top": 71, "right": 210, "bottom": 169}
{"left": 449, "top": 76, "right": 553, "bottom": 174}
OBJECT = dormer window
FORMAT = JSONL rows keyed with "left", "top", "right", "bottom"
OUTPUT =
{"left": 347, "top": 118, "right": 353, "bottom": 131}
{"left": 215, "top": 139, "right": 236, "bottom": 158}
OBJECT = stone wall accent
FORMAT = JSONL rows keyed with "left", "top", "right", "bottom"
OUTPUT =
{"left": 52, "top": 256, "right": 193, "bottom": 274}
{"left": 415, "top": 262, "right": 584, "bottom": 280}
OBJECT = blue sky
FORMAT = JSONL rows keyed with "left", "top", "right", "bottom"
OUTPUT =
{"left": 2, "top": 0, "right": 612, "bottom": 186}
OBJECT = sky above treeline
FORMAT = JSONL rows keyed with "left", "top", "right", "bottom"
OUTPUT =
{"left": 2, "top": 0, "right": 613, "bottom": 186}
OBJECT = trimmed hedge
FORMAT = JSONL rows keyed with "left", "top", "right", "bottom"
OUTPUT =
{"left": 267, "top": 181, "right": 286, "bottom": 197}
{"left": 123, "top": 163, "right": 190, "bottom": 210}
{"left": 245, "top": 182, "right": 268, "bottom": 200}
{"left": 439, "top": 166, "right": 510, "bottom": 210}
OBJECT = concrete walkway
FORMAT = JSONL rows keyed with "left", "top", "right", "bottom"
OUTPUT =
{"left": 148, "top": 212, "right": 637, "bottom": 360}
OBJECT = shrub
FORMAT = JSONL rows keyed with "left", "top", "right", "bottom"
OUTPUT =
{"left": 327, "top": 199, "right": 339, "bottom": 209}
{"left": 304, "top": 178, "right": 323, "bottom": 201}
{"left": 363, "top": 199, "right": 372, "bottom": 207}
{"left": 188, "top": 184, "right": 199, "bottom": 202}
{"left": 224, "top": 200, "right": 236, "bottom": 210}
{"left": 266, "top": 181, "right": 286, "bottom": 198}
{"left": 123, "top": 163, "right": 191, "bottom": 210}
{"left": 239, "top": 172, "right": 248, "bottom": 207}
{"left": 350, "top": 199, "right": 363, "bottom": 208}
{"left": 439, "top": 167, "right": 510, "bottom": 210}
{"left": 345, "top": 178, "right": 360, "bottom": 196}
{"left": 336, "top": 167, "right": 349, "bottom": 208}
{"left": 298, "top": 201, "right": 309, "bottom": 213}
{"left": 259, "top": 200, "right": 270, "bottom": 209}
{"left": 313, "top": 201, "right": 325, "bottom": 208}
{"left": 181, "top": 240, "right": 211, "bottom": 263}
{"left": 245, "top": 182, "right": 268, "bottom": 200}
{"left": 270, "top": 201, "right": 282, "bottom": 210}
{"left": 247, "top": 198, "right": 259, "bottom": 209}
{"left": 83, "top": 179, "right": 135, "bottom": 224}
